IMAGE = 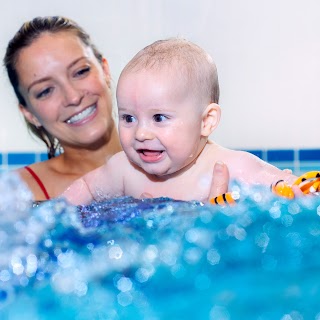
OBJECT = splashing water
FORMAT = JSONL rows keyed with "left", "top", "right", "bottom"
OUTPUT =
{"left": 0, "top": 172, "right": 320, "bottom": 320}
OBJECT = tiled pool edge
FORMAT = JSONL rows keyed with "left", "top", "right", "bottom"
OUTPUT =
{"left": 0, "top": 152, "right": 48, "bottom": 171}
{"left": 0, "top": 149, "right": 319, "bottom": 175}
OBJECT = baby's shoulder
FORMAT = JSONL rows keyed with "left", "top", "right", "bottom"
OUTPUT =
{"left": 205, "top": 143, "right": 251, "bottom": 162}
{"left": 107, "top": 151, "right": 130, "bottom": 165}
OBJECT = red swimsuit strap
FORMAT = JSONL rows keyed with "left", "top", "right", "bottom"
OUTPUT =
{"left": 25, "top": 166, "right": 50, "bottom": 200}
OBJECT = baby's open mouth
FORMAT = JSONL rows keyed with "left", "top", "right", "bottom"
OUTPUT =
{"left": 138, "top": 149, "right": 163, "bottom": 156}
{"left": 137, "top": 149, "right": 165, "bottom": 162}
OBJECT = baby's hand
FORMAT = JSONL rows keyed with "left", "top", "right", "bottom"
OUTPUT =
{"left": 140, "top": 193, "right": 153, "bottom": 199}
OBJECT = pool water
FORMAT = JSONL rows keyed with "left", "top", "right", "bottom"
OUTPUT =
{"left": 0, "top": 172, "right": 320, "bottom": 319}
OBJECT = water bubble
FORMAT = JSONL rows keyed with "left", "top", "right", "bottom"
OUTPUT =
{"left": 117, "top": 292, "right": 133, "bottom": 307}
{"left": 269, "top": 204, "right": 281, "bottom": 219}
{"left": 135, "top": 267, "right": 153, "bottom": 283}
{"left": 26, "top": 254, "right": 38, "bottom": 275}
{"left": 170, "top": 264, "right": 186, "bottom": 279}
{"left": 19, "top": 276, "right": 29, "bottom": 286}
{"left": 25, "top": 233, "right": 36, "bottom": 245}
{"left": 207, "top": 249, "right": 220, "bottom": 265}
{"left": 75, "top": 281, "right": 88, "bottom": 296}
{"left": 11, "top": 258, "right": 24, "bottom": 275}
{"left": 57, "top": 251, "right": 75, "bottom": 268}
{"left": 255, "top": 232, "right": 270, "bottom": 250}
{"left": 160, "top": 248, "right": 177, "bottom": 266}
{"left": 44, "top": 239, "right": 53, "bottom": 247}
{"left": 87, "top": 243, "right": 94, "bottom": 251}
{"left": 281, "top": 214, "right": 294, "bottom": 227}
{"left": 143, "top": 245, "right": 158, "bottom": 262}
{"left": 210, "top": 305, "right": 230, "bottom": 320}
{"left": 185, "top": 228, "right": 199, "bottom": 243}
{"left": 109, "top": 245, "right": 123, "bottom": 260}
{"left": 184, "top": 247, "right": 202, "bottom": 265}
{"left": 288, "top": 202, "right": 301, "bottom": 215}
{"left": 117, "top": 277, "right": 132, "bottom": 292}
{"left": 0, "top": 270, "right": 11, "bottom": 282}
{"left": 199, "top": 210, "right": 212, "bottom": 224}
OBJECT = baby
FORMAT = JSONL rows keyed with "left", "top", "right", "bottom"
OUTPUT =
{"left": 62, "top": 38, "right": 296, "bottom": 205}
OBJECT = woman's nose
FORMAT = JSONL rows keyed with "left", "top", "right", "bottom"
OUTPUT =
{"left": 62, "top": 83, "right": 83, "bottom": 106}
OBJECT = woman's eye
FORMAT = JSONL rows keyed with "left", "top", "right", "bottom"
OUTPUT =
{"left": 153, "top": 114, "right": 167, "bottom": 122}
{"left": 36, "top": 87, "right": 52, "bottom": 99}
{"left": 121, "top": 114, "right": 136, "bottom": 123}
{"left": 75, "top": 66, "right": 90, "bottom": 77}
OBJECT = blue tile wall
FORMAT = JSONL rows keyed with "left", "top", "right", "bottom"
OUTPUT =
{"left": 299, "top": 149, "right": 320, "bottom": 161}
{"left": 40, "top": 153, "right": 49, "bottom": 162}
{"left": 8, "top": 153, "right": 36, "bottom": 166}
{"left": 0, "top": 150, "right": 319, "bottom": 175}
{"left": 266, "top": 149, "right": 294, "bottom": 162}
{"left": 245, "top": 150, "right": 263, "bottom": 159}
{"left": 0, "top": 152, "right": 48, "bottom": 171}
{"left": 245, "top": 148, "right": 320, "bottom": 175}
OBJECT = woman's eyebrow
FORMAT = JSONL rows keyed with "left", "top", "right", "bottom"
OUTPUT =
{"left": 27, "top": 76, "right": 51, "bottom": 93}
{"left": 27, "top": 57, "right": 88, "bottom": 92}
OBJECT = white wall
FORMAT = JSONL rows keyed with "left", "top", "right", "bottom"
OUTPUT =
{"left": 0, "top": 0, "right": 319, "bottom": 152}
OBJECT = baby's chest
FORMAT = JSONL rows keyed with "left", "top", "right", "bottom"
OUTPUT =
{"left": 124, "top": 173, "right": 212, "bottom": 202}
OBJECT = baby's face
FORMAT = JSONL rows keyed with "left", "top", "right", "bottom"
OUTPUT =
{"left": 116, "top": 68, "right": 206, "bottom": 176}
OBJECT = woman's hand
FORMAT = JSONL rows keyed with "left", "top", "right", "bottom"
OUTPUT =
{"left": 208, "top": 161, "right": 230, "bottom": 199}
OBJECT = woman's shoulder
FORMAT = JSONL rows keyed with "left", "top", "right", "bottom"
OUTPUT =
{"left": 15, "top": 161, "right": 53, "bottom": 200}
{"left": 16, "top": 161, "right": 49, "bottom": 180}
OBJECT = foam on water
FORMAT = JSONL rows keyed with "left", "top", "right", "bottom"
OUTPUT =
{"left": 0, "top": 172, "right": 320, "bottom": 319}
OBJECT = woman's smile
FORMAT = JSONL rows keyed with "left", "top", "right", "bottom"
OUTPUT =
{"left": 65, "top": 104, "right": 97, "bottom": 125}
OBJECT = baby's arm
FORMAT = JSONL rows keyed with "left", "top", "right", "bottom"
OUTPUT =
{"left": 229, "top": 150, "right": 297, "bottom": 186}
{"left": 61, "top": 175, "right": 94, "bottom": 205}
{"left": 61, "top": 152, "right": 126, "bottom": 206}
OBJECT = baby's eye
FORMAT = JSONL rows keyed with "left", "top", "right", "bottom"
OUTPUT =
{"left": 121, "top": 114, "right": 136, "bottom": 123}
{"left": 153, "top": 114, "right": 167, "bottom": 122}
{"left": 36, "top": 87, "right": 53, "bottom": 99}
{"left": 75, "top": 66, "right": 90, "bottom": 77}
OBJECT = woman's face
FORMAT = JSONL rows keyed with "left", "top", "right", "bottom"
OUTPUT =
{"left": 16, "top": 31, "right": 114, "bottom": 149}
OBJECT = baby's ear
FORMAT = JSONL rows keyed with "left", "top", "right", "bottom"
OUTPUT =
{"left": 19, "top": 104, "right": 41, "bottom": 127}
{"left": 201, "top": 103, "right": 221, "bottom": 137}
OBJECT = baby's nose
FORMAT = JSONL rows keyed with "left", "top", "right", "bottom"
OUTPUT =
{"left": 135, "top": 124, "right": 154, "bottom": 141}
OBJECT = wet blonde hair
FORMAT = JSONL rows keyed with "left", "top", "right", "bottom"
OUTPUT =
{"left": 3, "top": 16, "right": 104, "bottom": 158}
{"left": 120, "top": 38, "right": 220, "bottom": 105}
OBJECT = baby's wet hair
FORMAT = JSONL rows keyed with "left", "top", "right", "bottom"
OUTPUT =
{"left": 120, "top": 37, "right": 220, "bottom": 105}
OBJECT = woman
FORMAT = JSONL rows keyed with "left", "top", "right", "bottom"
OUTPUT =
{"left": 4, "top": 16, "right": 229, "bottom": 202}
{"left": 4, "top": 16, "right": 122, "bottom": 200}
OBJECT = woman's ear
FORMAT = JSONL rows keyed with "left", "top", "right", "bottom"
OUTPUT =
{"left": 102, "top": 57, "right": 111, "bottom": 87}
{"left": 19, "top": 104, "right": 41, "bottom": 127}
{"left": 201, "top": 103, "right": 221, "bottom": 137}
